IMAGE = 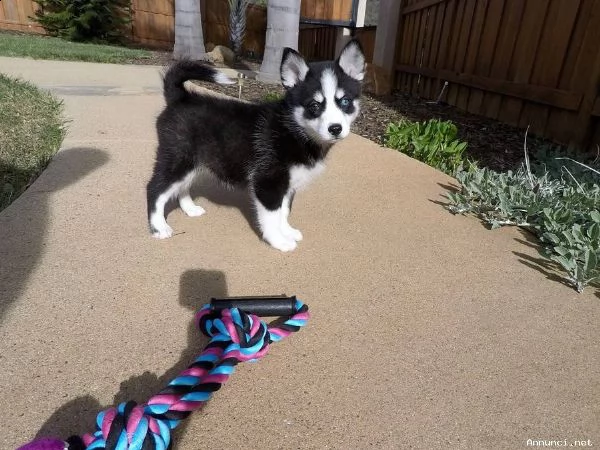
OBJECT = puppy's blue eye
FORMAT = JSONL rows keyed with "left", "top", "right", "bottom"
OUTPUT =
{"left": 339, "top": 98, "right": 351, "bottom": 107}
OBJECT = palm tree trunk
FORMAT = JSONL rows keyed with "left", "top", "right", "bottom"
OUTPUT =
{"left": 173, "top": 0, "right": 206, "bottom": 60}
{"left": 258, "top": 0, "right": 301, "bottom": 82}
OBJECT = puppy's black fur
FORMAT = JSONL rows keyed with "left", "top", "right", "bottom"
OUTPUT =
{"left": 146, "top": 40, "right": 364, "bottom": 249}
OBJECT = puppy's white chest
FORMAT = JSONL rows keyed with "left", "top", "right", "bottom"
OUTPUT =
{"left": 289, "top": 163, "right": 325, "bottom": 192}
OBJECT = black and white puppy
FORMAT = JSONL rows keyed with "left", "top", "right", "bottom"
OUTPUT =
{"left": 147, "top": 40, "right": 365, "bottom": 251}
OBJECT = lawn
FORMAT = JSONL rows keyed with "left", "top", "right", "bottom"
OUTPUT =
{"left": 0, "top": 31, "right": 152, "bottom": 64}
{"left": 0, "top": 73, "right": 65, "bottom": 211}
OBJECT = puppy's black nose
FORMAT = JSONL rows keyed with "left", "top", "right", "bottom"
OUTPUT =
{"left": 328, "top": 124, "right": 342, "bottom": 137}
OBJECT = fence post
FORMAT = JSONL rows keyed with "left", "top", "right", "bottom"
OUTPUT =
{"left": 571, "top": 47, "right": 600, "bottom": 151}
{"left": 369, "top": 0, "right": 403, "bottom": 95}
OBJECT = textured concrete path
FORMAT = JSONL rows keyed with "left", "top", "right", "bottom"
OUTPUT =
{"left": 0, "top": 57, "right": 598, "bottom": 450}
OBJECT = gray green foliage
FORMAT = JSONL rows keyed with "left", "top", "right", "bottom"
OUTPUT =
{"left": 447, "top": 150, "right": 600, "bottom": 292}
{"left": 384, "top": 119, "right": 468, "bottom": 175}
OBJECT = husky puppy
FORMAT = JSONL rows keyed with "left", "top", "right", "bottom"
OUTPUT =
{"left": 147, "top": 40, "right": 365, "bottom": 251}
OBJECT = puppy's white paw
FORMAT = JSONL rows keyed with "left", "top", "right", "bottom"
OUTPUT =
{"left": 180, "top": 196, "right": 206, "bottom": 217}
{"left": 151, "top": 223, "right": 173, "bottom": 239}
{"left": 265, "top": 234, "right": 297, "bottom": 252}
{"left": 282, "top": 225, "right": 303, "bottom": 242}
{"left": 182, "top": 204, "right": 206, "bottom": 217}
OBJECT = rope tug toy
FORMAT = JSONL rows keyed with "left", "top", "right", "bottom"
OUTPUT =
{"left": 18, "top": 296, "right": 309, "bottom": 450}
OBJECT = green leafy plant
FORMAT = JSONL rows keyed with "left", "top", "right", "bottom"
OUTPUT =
{"left": 262, "top": 91, "right": 283, "bottom": 102}
{"left": 33, "top": 0, "right": 132, "bottom": 44}
{"left": 384, "top": 118, "right": 468, "bottom": 175}
{"left": 446, "top": 149, "right": 600, "bottom": 292}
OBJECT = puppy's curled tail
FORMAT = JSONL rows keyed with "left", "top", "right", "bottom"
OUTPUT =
{"left": 163, "top": 60, "right": 236, "bottom": 105}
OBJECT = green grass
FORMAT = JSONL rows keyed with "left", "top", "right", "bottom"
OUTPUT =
{"left": 0, "top": 31, "right": 152, "bottom": 64}
{"left": 0, "top": 73, "right": 66, "bottom": 211}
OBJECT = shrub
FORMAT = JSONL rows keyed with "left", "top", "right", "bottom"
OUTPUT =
{"left": 384, "top": 118, "right": 467, "bottom": 175}
{"left": 33, "top": 0, "right": 132, "bottom": 44}
{"left": 446, "top": 148, "right": 600, "bottom": 293}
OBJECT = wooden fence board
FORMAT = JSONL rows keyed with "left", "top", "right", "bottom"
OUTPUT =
{"left": 0, "top": 0, "right": 43, "bottom": 33}
{"left": 420, "top": 3, "right": 438, "bottom": 98}
{"left": 451, "top": 0, "right": 476, "bottom": 109}
{"left": 568, "top": 0, "right": 600, "bottom": 146}
{"left": 483, "top": 0, "right": 525, "bottom": 121}
{"left": 443, "top": 0, "right": 465, "bottom": 105}
{"left": 412, "top": 9, "right": 427, "bottom": 94}
{"left": 593, "top": 97, "right": 600, "bottom": 117}
{"left": 460, "top": 0, "right": 488, "bottom": 110}
{"left": 394, "top": 0, "right": 600, "bottom": 148}
{"left": 354, "top": 26, "right": 376, "bottom": 63}
{"left": 547, "top": 0, "right": 596, "bottom": 144}
{"left": 507, "top": 0, "right": 548, "bottom": 131}
{"left": 466, "top": 0, "right": 504, "bottom": 115}
{"left": 396, "top": 64, "right": 582, "bottom": 110}
{"left": 427, "top": 1, "right": 448, "bottom": 99}
{"left": 301, "top": 0, "right": 353, "bottom": 22}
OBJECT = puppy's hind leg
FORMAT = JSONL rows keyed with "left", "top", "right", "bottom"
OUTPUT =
{"left": 147, "top": 172, "right": 196, "bottom": 239}
{"left": 147, "top": 177, "right": 177, "bottom": 239}
{"left": 178, "top": 180, "right": 206, "bottom": 217}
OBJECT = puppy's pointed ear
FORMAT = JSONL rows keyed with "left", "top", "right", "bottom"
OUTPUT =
{"left": 337, "top": 39, "right": 365, "bottom": 81}
{"left": 280, "top": 47, "right": 309, "bottom": 89}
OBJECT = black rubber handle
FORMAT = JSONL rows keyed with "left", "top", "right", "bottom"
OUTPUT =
{"left": 210, "top": 295, "right": 297, "bottom": 317}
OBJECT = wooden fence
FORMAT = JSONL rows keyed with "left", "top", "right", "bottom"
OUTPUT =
{"left": 0, "top": 0, "right": 43, "bottom": 33}
{"left": 355, "top": 25, "right": 376, "bottom": 63}
{"left": 298, "top": 24, "right": 376, "bottom": 62}
{"left": 132, "top": 0, "right": 174, "bottom": 48}
{"left": 394, "top": 0, "right": 600, "bottom": 149}
{"left": 298, "top": 24, "right": 338, "bottom": 61}
{"left": 301, "top": 0, "right": 355, "bottom": 25}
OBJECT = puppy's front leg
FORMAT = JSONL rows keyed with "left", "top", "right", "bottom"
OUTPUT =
{"left": 281, "top": 192, "right": 303, "bottom": 242}
{"left": 253, "top": 177, "right": 297, "bottom": 252}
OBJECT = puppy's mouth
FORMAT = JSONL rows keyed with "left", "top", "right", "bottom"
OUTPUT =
{"left": 321, "top": 137, "right": 342, "bottom": 145}
{"left": 325, "top": 134, "right": 346, "bottom": 142}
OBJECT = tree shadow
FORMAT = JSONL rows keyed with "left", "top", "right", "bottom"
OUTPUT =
{"left": 33, "top": 269, "right": 228, "bottom": 446}
{"left": 0, "top": 147, "right": 109, "bottom": 324}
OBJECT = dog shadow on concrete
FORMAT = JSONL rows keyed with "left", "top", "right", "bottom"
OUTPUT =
{"left": 34, "top": 269, "right": 228, "bottom": 446}
{"left": 163, "top": 173, "right": 261, "bottom": 237}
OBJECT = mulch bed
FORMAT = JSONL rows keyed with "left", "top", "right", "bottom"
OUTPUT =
{"left": 143, "top": 52, "right": 557, "bottom": 172}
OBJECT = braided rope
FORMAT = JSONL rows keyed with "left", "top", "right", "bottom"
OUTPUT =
{"left": 78, "top": 299, "right": 309, "bottom": 450}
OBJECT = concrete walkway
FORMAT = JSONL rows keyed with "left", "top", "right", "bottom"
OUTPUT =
{"left": 0, "top": 57, "right": 598, "bottom": 450}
